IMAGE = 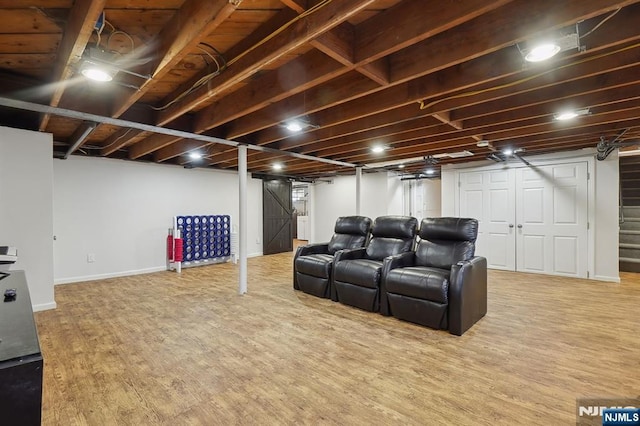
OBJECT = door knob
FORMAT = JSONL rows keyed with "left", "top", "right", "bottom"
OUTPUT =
{"left": 508, "top": 224, "right": 514, "bottom": 228}
{"left": 517, "top": 224, "right": 523, "bottom": 228}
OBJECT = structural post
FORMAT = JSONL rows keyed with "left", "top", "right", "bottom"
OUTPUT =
{"left": 355, "top": 166, "right": 362, "bottom": 215}
{"left": 238, "top": 145, "right": 248, "bottom": 294}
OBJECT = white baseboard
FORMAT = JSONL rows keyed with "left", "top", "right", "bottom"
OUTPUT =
{"left": 54, "top": 254, "right": 265, "bottom": 285}
{"left": 54, "top": 266, "right": 167, "bottom": 285}
{"left": 33, "top": 301, "right": 57, "bottom": 312}
{"left": 593, "top": 274, "right": 621, "bottom": 283}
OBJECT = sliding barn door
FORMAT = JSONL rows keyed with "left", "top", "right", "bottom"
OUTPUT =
{"left": 263, "top": 179, "right": 293, "bottom": 255}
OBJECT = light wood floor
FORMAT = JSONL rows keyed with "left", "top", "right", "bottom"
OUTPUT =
{"left": 36, "top": 252, "right": 640, "bottom": 425}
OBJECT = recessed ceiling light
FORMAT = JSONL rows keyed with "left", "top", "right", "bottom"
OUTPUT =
{"left": 371, "top": 145, "right": 387, "bottom": 154}
{"left": 555, "top": 111, "right": 578, "bottom": 121}
{"left": 524, "top": 43, "right": 561, "bottom": 62}
{"left": 81, "top": 66, "right": 114, "bottom": 82}
{"left": 272, "top": 163, "right": 283, "bottom": 170}
{"left": 554, "top": 108, "right": 590, "bottom": 121}
{"left": 285, "top": 121, "right": 303, "bottom": 132}
{"left": 189, "top": 152, "right": 203, "bottom": 160}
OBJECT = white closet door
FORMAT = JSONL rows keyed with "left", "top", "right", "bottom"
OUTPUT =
{"left": 515, "top": 162, "right": 588, "bottom": 277}
{"left": 459, "top": 169, "right": 516, "bottom": 270}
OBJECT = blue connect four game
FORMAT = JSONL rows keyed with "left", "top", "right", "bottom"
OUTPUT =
{"left": 175, "top": 215, "right": 231, "bottom": 266}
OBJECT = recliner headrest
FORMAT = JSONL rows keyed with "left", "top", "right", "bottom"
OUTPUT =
{"left": 419, "top": 217, "right": 478, "bottom": 242}
{"left": 334, "top": 216, "right": 372, "bottom": 236}
{"left": 372, "top": 216, "right": 418, "bottom": 239}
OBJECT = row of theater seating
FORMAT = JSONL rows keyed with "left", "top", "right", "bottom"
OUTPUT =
{"left": 293, "top": 215, "right": 487, "bottom": 336}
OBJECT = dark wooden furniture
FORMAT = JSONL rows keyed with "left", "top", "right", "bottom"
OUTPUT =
{"left": 0, "top": 270, "right": 43, "bottom": 426}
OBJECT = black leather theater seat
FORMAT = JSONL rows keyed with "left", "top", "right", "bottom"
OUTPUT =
{"left": 293, "top": 216, "right": 372, "bottom": 298}
{"left": 333, "top": 215, "right": 418, "bottom": 311}
{"left": 381, "top": 217, "right": 487, "bottom": 336}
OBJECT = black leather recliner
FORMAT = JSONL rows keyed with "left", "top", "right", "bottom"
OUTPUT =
{"left": 332, "top": 216, "right": 418, "bottom": 312}
{"left": 293, "top": 216, "right": 372, "bottom": 298}
{"left": 381, "top": 217, "right": 487, "bottom": 336}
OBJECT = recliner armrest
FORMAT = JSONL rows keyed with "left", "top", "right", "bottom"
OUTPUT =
{"left": 296, "top": 243, "right": 330, "bottom": 257}
{"left": 330, "top": 248, "right": 367, "bottom": 301}
{"left": 448, "top": 256, "right": 487, "bottom": 336}
{"left": 333, "top": 247, "right": 367, "bottom": 262}
{"left": 293, "top": 243, "right": 329, "bottom": 289}
{"left": 379, "top": 251, "right": 416, "bottom": 316}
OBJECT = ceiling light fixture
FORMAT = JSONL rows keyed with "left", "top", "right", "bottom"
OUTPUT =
{"left": 285, "top": 121, "right": 303, "bottom": 132}
{"left": 524, "top": 43, "right": 562, "bottom": 62}
{"left": 189, "top": 152, "right": 203, "bottom": 160}
{"left": 272, "top": 163, "right": 283, "bottom": 171}
{"left": 554, "top": 107, "right": 590, "bottom": 121}
{"left": 80, "top": 62, "right": 115, "bottom": 82}
{"left": 519, "top": 26, "right": 581, "bottom": 63}
{"left": 502, "top": 147, "right": 514, "bottom": 156}
{"left": 282, "top": 117, "right": 319, "bottom": 132}
{"left": 425, "top": 168, "right": 435, "bottom": 175}
{"left": 371, "top": 145, "right": 387, "bottom": 154}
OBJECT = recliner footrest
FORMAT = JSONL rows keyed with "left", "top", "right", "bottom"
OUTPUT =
{"left": 387, "top": 293, "right": 448, "bottom": 329}
{"left": 334, "top": 280, "right": 378, "bottom": 312}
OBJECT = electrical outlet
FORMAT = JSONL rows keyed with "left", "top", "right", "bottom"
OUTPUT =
{"left": 87, "top": 253, "right": 96, "bottom": 263}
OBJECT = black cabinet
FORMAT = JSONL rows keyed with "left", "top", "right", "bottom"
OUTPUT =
{"left": 0, "top": 270, "right": 43, "bottom": 426}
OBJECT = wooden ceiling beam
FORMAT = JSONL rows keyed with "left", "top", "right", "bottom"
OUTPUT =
{"left": 192, "top": 50, "right": 344, "bottom": 133}
{"left": 315, "top": 95, "right": 640, "bottom": 161}
{"left": 274, "top": 39, "right": 640, "bottom": 153}
{"left": 153, "top": 139, "right": 211, "bottom": 162}
{"left": 156, "top": 0, "right": 378, "bottom": 125}
{"left": 100, "top": 128, "right": 144, "bottom": 156}
{"left": 262, "top": 104, "right": 428, "bottom": 147}
{"left": 271, "top": 2, "right": 389, "bottom": 84}
{"left": 39, "top": 0, "right": 106, "bottom": 131}
{"left": 129, "top": 134, "right": 182, "bottom": 159}
{"left": 109, "top": 0, "right": 240, "bottom": 118}
{"left": 229, "top": 0, "right": 639, "bottom": 147}
{"left": 432, "top": 111, "right": 463, "bottom": 130}
{"left": 335, "top": 106, "right": 640, "bottom": 163}
{"left": 146, "top": 0, "right": 513, "bottom": 160}
{"left": 157, "top": 8, "right": 297, "bottom": 118}
{"left": 388, "top": 0, "right": 637, "bottom": 85}
{"left": 218, "top": 0, "right": 520, "bottom": 139}
{"left": 181, "top": 0, "right": 510, "bottom": 135}
{"left": 244, "top": 87, "right": 640, "bottom": 167}
{"left": 225, "top": 72, "right": 380, "bottom": 139}
{"left": 204, "top": 109, "right": 442, "bottom": 166}
{"left": 207, "top": 41, "right": 640, "bottom": 167}
{"left": 355, "top": 0, "right": 513, "bottom": 63}
{"left": 452, "top": 64, "right": 640, "bottom": 122}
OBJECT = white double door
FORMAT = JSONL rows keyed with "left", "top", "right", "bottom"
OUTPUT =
{"left": 459, "top": 162, "right": 588, "bottom": 278}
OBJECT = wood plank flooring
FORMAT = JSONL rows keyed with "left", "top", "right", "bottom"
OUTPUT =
{"left": 35, "top": 252, "right": 640, "bottom": 425}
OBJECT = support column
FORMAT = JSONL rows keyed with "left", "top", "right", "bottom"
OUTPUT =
{"left": 238, "top": 145, "right": 248, "bottom": 294}
{"left": 355, "top": 166, "right": 362, "bottom": 215}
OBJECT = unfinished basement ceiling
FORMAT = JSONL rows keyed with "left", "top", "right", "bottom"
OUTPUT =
{"left": 1, "top": 0, "right": 640, "bottom": 178}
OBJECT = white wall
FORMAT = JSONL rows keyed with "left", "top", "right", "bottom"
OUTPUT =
{"left": 593, "top": 151, "right": 619, "bottom": 281}
{"left": 53, "top": 156, "right": 263, "bottom": 284}
{"left": 440, "top": 148, "right": 620, "bottom": 282}
{"left": 423, "top": 179, "right": 442, "bottom": 218}
{"left": 311, "top": 172, "right": 403, "bottom": 242}
{"left": 0, "top": 126, "right": 55, "bottom": 311}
